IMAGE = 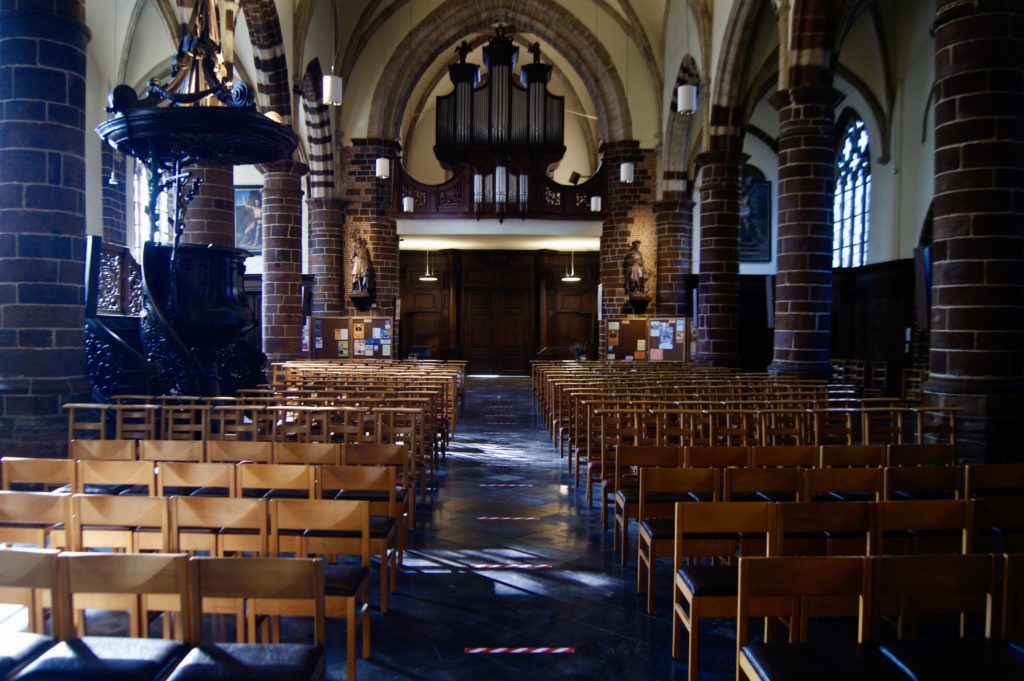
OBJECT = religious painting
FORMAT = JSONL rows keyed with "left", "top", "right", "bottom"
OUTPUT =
{"left": 739, "top": 165, "right": 771, "bottom": 262}
{"left": 234, "top": 186, "right": 262, "bottom": 254}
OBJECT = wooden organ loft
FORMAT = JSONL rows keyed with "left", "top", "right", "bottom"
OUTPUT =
{"left": 394, "top": 27, "right": 605, "bottom": 220}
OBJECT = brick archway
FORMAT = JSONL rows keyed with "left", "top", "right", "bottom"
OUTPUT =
{"left": 366, "top": 0, "right": 631, "bottom": 143}
{"left": 238, "top": 0, "right": 292, "bottom": 123}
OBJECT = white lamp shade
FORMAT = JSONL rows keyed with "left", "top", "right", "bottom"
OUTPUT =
{"left": 590, "top": 195, "right": 602, "bottom": 212}
{"left": 322, "top": 74, "right": 343, "bottom": 105}
{"left": 678, "top": 83, "right": 698, "bottom": 114}
{"left": 375, "top": 157, "right": 389, "bottom": 178}
{"left": 402, "top": 195, "right": 414, "bottom": 212}
{"left": 620, "top": 161, "right": 634, "bottom": 184}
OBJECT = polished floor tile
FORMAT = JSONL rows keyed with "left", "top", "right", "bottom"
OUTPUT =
{"left": 339, "top": 376, "right": 735, "bottom": 680}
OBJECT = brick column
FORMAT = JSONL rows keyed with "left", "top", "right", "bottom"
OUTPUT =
{"left": 0, "top": 0, "right": 90, "bottom": 457}
{"left": 654, "top": 195, "right": 693, "bottom": 316}
{"left": 342, "top": 139, "right": 399, "bottom": 318}
{"left": 101, "top": 144, "right": 127, "bottom": 246}
{"left": 695, "top": 148, "right": 744, "bottom": 366}
{"left": 258, "top": 160, "right": 307, "bottom": 362}
{"left": 180, "top": 163, "right": 235, "bottom": 247}
{"left": 598, "top": 141, "right": 656, "bottom": 324}
{"left": 768, "top": 87, "right": 842, "bottom": 378}
{"left": 926, "top": 0, "right": 1024, "bottom": 462}
{"left": 307, "top": 197, "right": 346, "bottom": 316}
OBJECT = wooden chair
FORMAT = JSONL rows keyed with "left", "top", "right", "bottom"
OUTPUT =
{"left": 1004, "top": 553, "right": 1024, "bottom": 644}
{"left": 345, "top": 442, "right": 414, "bottom": 533}
{"left": 810, "top": 409, "right": 857, "bottom": 445}
{"left": 723, "top": 467, "right": 804, "bottom": 503}
{"left": 274, "top": 441, "right": 341, "bottom": 465}
{"left": 159, "top": 400, "right": 209, "bottom": 441}
{"left": 69, "top": 438, "right": 136, "bottom": 461}
{"left": 112, "top": 403, "right": 160, "bottom": 440}
{"left": 756, "top": 409, "right": 808, "bottom": 446}
{"left": 635, "top": 467, "right": 719, "bottom": 613}
{"left": 237, "top": 463, "right": 315, "bottom": 500}
{"left": 156, "top": 461, "right": 236, "bottom": 497}
{"left": 0, "top": 546, "right": 61, "bottom": 639}
{"left": 750, "top": 445, "right": 817, "bottom": 468}
{"left": 269, "top": 499, "right": 371, "bottom": 680}
{"left": 207, "top": 440, "right": 272, "bottom": 464}
{"left": 11, "top": 552, "right": 191, "bottom": 681}
{"left": 874, "top": 498, "right": 970, "bottom": 556}
{"left": 860, "top": 406, "right": 906, "bottom": 445}
{"left": 138, "top": 440, "right": 205, "bottom": 463}
{"left": 970, "top": 497, "right": 1024, "bottom": 554}
{"left": 910, "top": 406, "right": 958, "bottom": 445}
{"left": 0, "top": 491, "right": 69, "bottom": 549}
{"left": 803, "top": 467, "right": 883, "bottom": 503}
{"left": 672, "top": 501, "right": 774, "bottom": 681}
{"left": 208, "top": 404, "right": 270, "bottom": 441}
{"left": 735, "top": 556, "right": 884, "bottom": 681}
{"left": 771, "top": 500, "right": 873, "bottom": 561}
{"left": 165, "top": 556, "right": 326, "bottom": 681}
{"left": 869, "top": 554, "right": 1023, "bottom": 679}
{"left": 966, "top": 462, "right": 1024, "bottom": 499}
{"left": 819, "top": 444, "right": 886, "bottom": 468}
{"left": 64, "top": 403, "right": 111, "bottom": 441}
{"left": 611, "top": 445, "right": 682, "bottom": 562}
{"left": 69, "top": 493, "right": 171, "bottom": 554}
{"left": 884, "top": 464, "right": 964, "bottom": 501}
{"left": 75, "top": 459, "right": 156, "bottom": 495}
{"left": 1, "top": 457, "right": 75, "bottom": 493}
{"left": 269, "top": 405, "right": 316, "bottom": 442}
{"left": 682, "top": 445, "right": 748, "bottom": 468}
{"left": 887, "top": 443, "right": 955, "bottom": 467}
{"left": 318, "top": 464, "right": 400, "bottom": 596}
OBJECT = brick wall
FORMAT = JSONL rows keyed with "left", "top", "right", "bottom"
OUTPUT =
{"left": 655, "top": 193, "right": 693, "bottom": 317}
{"left": 0, "top": 0, "right": 90, "bottom": 457}
{"left": 307, "top": 197, "right": 346, "bottom": 316}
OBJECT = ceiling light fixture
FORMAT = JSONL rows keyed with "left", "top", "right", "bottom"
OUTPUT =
{"left": 419, "top": 250, "right": 437, "bottom": 282}
{"left": 561, "top": 250, "right": 581, "bottom": 282}
{"left": 322, "top": 0, "right": 343, "bottom": 105}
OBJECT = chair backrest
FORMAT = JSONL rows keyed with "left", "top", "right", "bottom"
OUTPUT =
{"left": 887, "top": 443, "right": 955, "bottom": 467}
{"left": 186, "top": 556, "right": 325, "bottom": 646}
{"left": 873, "top": 498, "right": 970, "bottom": 555}
{"left": 75, "top": 459, "right": 156, "bottom": 495}
{"left": 237, "top": 463, "right": 315, "bottom": 499}
{"left": 270, "top": 498, "right": 370, "bottom": 565}
{"left": 1, "top": 457, "right": 76, "bottom": 492}
{"left": 1005, "top": 554, "right": 1024, "bottom": 643}
{"left": 69, "top": 439, "right": 136, "bottom": 461}
{"left": 866, "top": 554, "right": 996, "bottom": 641}
{"left": 674, "top": 501, "right": 773, "bottom": 564}
{"left": 724, "top": 467, "right": 804, "bottom": 502}
{"left": 969, "top": 496, "right": 1024, "bottom": 554}
{"left": 344, "top": 442, "right": 409, "bottom": 488}
{"left": 614, "top": 445, "right": 681, "bottom": 486}
{"left": 819, "top": 444, "right": 886, "bottom": 468}
{"left": 139, "top": 439, "right": 205, "bottom": 463}
{"left": 0, "top": 491, "right": 70, "bottom": 546}
{"left": 318, "top": 465, "right": 396, "bottom": 518}
{"left": 57, "top": 551, "right": 189, "bottom": 639}
{"left": 965, "top": 462, "right": 1024, "bottom": 498}
{"left": 750, "top": 445, "right": 817, "bottom": 468}
{"left": 274, "top": 441, "right": 341, "bottom": 465}
{"left": 207, "top": 440, "right": 273, "bottom": 464}
{"left": 156, "top": 461, "right": 236, "bottom": 497}
{"left": 771, "top": 501, "right": 873, "bottom": 556}
{"left": 70, "top": 494, "right": 171, "bottom": 552}
{"left": 638, "top": 466, "right": 719, "bottom": 522}
{"left": 171, "top": 496, "right": 267, "bottom": 555}
{"left": 682, "top": 445, "right": 748, "bottom": 468}
{"left": 803, "top": 467, "right": 883, "bottom": 502}
{"left": 0, "top": 546, "right": 62, "bottom": 634}
{"left": 884, "top": 465, "right": 963, "bottom": 500}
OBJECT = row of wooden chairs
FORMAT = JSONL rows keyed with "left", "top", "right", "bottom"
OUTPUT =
{"left": 662, "top": 499, "right": 1024, "bottom": 681}
{"left": 735, "top": 553, "right": 1024, "bottom": 681}
{"left": 0, "top": 548, "right": 333, "bottom": 681}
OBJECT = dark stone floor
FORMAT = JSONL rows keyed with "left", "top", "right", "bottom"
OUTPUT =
{"left": 336, "top": 376, "right": 735, "bottom": 681}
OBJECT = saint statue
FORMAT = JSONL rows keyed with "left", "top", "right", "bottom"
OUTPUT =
{"left": 624, "top": 240, "right": 648, "bottom": 295}
{"left": 351, "top": 236, "right": 371, "bottom": 292}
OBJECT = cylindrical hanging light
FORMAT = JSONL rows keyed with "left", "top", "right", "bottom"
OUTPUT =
{"left": 419, "top": 250, "right": 437, "bottom": 282}
{"left": 590, "top": 195, "right": 602, "bottom": 213}
{"left": 402, "top": 194, "right": 414, "bottom": 212}
{"left": 678, "top": 83, "right": 698, "bottom": 115}
{"left": 375, "top": 157, "right": 389, "bottom": 178}
{"left": 473, "top": 172, "right": 483, "bottom": 204}
{"left": 322, "top": 74, "right": 343, "bottom": 105}
{"left": 620, "top": 161, "right": 634, "bottom": 184}
{"left": 561, "top": 251, "right": 580, "bottom": 282}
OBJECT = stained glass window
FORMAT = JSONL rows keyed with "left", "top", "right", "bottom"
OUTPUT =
{"left": 833, "top": 118, "right": 870, "bottom": 267}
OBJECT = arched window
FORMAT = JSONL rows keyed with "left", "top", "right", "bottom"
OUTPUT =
{"left": 833, "top": 117, "right": 871, "bottom": 267}
{"left": 131, "top": 163, "right": 171, "bottom": 260}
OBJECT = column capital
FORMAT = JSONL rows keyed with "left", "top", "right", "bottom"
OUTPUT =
{"left": 257, "top": 160, "right": 309, "bottom": 177}
{"left": 305, "top": 197, "right": 348, "bottom": 212}
{"left": 769, "top": 86, "right": 845, "bottom": 111}
{"left": 653, "top": 197, "right": 695, "bottom": 215}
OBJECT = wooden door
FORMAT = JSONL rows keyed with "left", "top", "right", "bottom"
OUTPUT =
{"left": 462, "top": 252, "right": 535, "bottom": 374}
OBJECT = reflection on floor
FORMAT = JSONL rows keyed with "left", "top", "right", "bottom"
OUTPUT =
{"left": 343, "top": 376, "right": 731, "bottom": 680}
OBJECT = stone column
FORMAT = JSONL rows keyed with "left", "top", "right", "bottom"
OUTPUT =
{"left": 307, "top": 197, "right": 346, "bottom": 316}
{"left": 342, "top": 139, "right": 399, "bottom": 318}
{"left": 768, "top": 86, "right": 842, "bottom": 378}
{"left": 258, "top": 160, "right": 307, "bottom": 362}
{"left": 654, "top": 196, "right": 694, "bottom": 317}
{"left": 0, "top": 0, "right": 90, "bottom": 457}
{"left": 926, "top": 0, "right": 1024, "bottom": 461}
{"left": 180, "top": 163, "right": 235, "bottom": 247}
{"left": 695, "top": 148, "right": 744, "bottom": 366}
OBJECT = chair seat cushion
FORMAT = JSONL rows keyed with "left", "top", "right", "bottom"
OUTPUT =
{"left": 741, "top": 640, "right": 904, "bottom": 681}
{"left": 879, "top": 638, "right": 1024, "bottom": 681}
{"left": 639, "top": 518, "right": 675, "bottom": 540}
{"left": 677, "top": 565, "right": 739, "bottom": 597}
{"left": 164, "top": 643, "right": 324, "bottom": 681}
{"left": 10, "top": 636, "right": 187, "bottom": 681}
{"left": 302, "top": 516, "right": 394, "bottom": 539}
{"left": 323, "top": 564, "right": 370, "bottom": 596}
{"left": 0, "top": 633, "right": 54, "bottom": 678}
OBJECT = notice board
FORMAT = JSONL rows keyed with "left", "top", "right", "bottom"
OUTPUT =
{"left": 647, "top": 318, "right": 689, "bottom": 362}
{"left": 308, "top": 316, "right": 394, "bottom": 359}
{"left": 605, "top": 318, "right": 649, "bottom": 361}
{"left": 349, "top": 317, "right": 394, "bottom": 359}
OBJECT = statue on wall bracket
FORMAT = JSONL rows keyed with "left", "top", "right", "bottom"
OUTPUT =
{"left": 624, "top": 239, "right": 651, "bottom": 313}
{"left": 349, "top": 233, "right": 373, "bottom": 310}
